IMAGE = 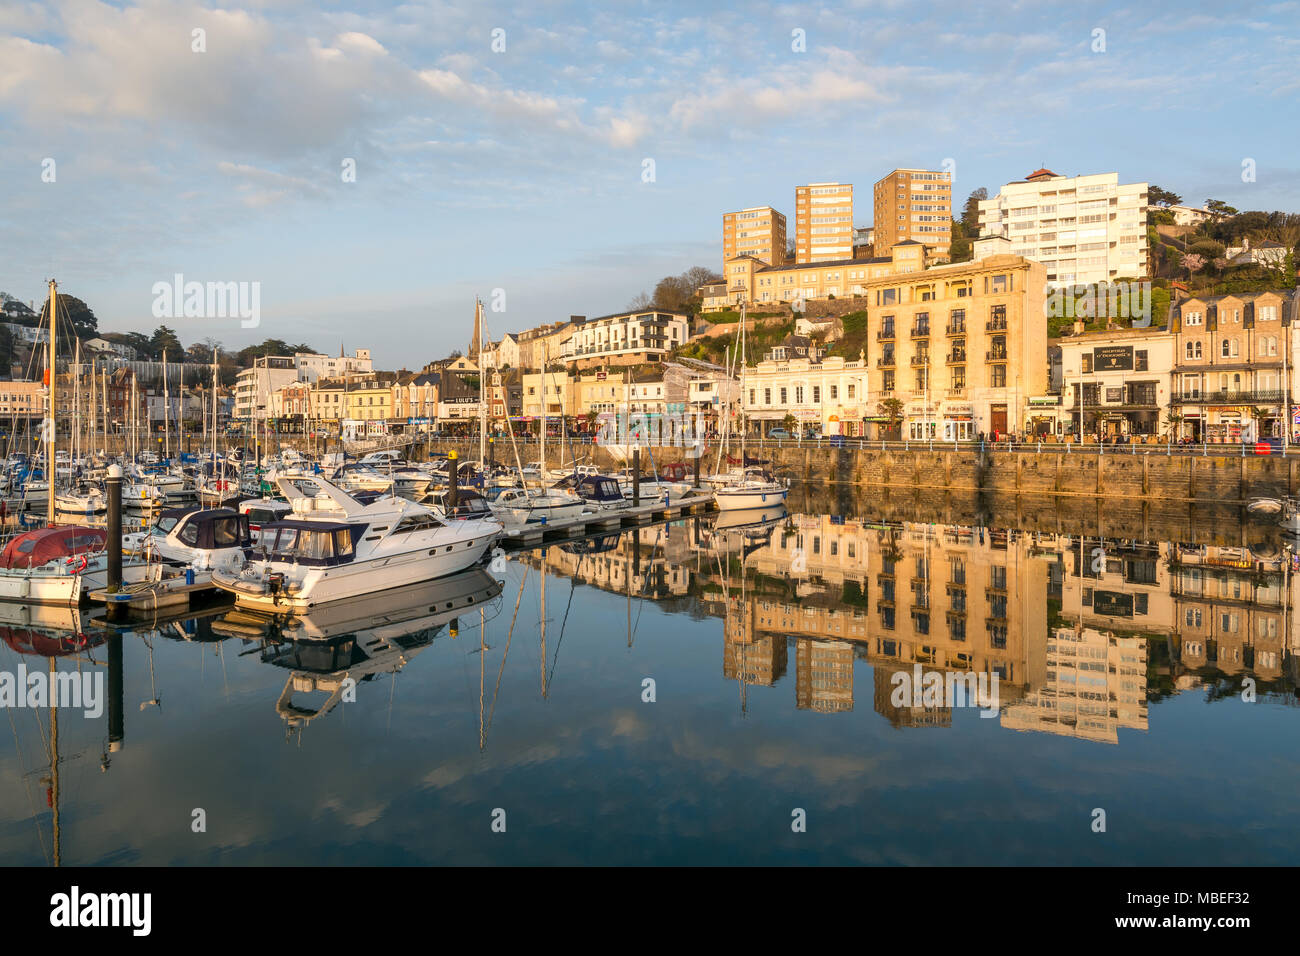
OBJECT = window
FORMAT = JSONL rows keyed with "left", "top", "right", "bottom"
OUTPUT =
{"left": 779, "top": 387, "right": 788, "bottom": 404}
{"left": 991, "top": 365, "right": 1007, "bottom": 388}
{"left": 1135, "top": 350, "right": 1148, "bottom": 371}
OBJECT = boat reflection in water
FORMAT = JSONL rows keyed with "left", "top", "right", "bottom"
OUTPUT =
{"left": 212, "top": 568, "right": 503, "bottom": 735}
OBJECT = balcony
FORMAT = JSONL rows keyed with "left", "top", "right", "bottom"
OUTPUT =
{"left": 910, "top": 354, "right": 930, "bottom": 367}
{"left": 947, "top": 387, "right": 965, "bottom": 397}
{"left": 876, "top": 328, "right": 896, "bottom": 341}
{"left": 986, "top": 317, "right": 1008, "bottom": 332}
{"left": 911, "top": 324, "right": 930, "bottom": 338}
{"left": 946, "top": 321, "right": 966, "bottom": 335}
{"left": 986, "top": 350, "right": 1008, "bottom": 362}
{"left": 947, "top": 351, "right": 966, "bottom": 364}
{"left": 877, "top": 356, "right": 896, "bottom": 368}
{"left": 1172, "top": 389, "right": 1284, "bottom": 405}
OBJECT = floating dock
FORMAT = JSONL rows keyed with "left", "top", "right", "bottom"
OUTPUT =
{"left": 498, "top": 491, "right": 716, "bottom": 548}
{"left": 87, "top": 575, "right": 223, "bottom": 614}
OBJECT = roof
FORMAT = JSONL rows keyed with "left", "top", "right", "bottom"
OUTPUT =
{"left": 756, "top": 254, "right": 891, "bottom": 274}
{"left": 1025, "top": 168, "right": 1060, "bottom": 180}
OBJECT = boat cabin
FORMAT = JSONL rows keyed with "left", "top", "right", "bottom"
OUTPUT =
{"left": 256, "top": 520, "right": 363, "bottom": 566}
{"left": 430, "top": 489, "right": 493, "bottom": 520}
{"left": 167, "top": 508, "right": 254, "bottom": 551}
{"left": 574, "top": 475, "right": 626, "bottom": 505}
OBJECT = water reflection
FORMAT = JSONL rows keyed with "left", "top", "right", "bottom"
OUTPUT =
{"left": 212, "top": 571, "right": 503, "bottom": 737}
{"left": 0, "top": 502, "right": 1296, "bottom": 865}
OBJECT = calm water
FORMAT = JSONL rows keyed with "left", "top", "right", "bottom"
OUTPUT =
{"left": 2, "top": 491, "right": 1297, "bottom": 866}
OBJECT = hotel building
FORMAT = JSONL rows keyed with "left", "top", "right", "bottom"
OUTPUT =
{"left": 1058, "top": 328, "right": 1175, "bottom": 440}
{"left": 742, "top": 354, "right": 871, "bottom": 436}
{"left": 1169, "top": 289, "right": 1300, "bottom": 442}
{"left": 728, "top": 242, "right": 1048, "bottom": 439}
{"left": 872, "top": 168, "right": 953, "bottom": 251}
{"left": 976, "top": 169, "right": 1148, "bottom": 288}
{"left": 722, "top": 206, "right": 787, "bottom": 272}
{"left": 794, "top": 182, "right": 853, "bottom": 263}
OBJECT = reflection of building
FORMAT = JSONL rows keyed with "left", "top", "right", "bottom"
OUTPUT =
{"left": 1002, "top": 626, "right": 1148, "bottom": 743}
{"left": 873, "top": 667, "right": 952, "bottom": 728}
{"left": 723, "top": 597, "right": 788, "bottom": 687}
{"left": 795, "top": 639, "right": 855, "bottom": 713}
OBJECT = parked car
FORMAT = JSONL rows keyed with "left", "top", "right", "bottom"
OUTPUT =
{"left": 767, "top": 428, "right": 791, "bottom": 440}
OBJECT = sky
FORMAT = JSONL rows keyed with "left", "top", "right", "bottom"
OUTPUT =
{"left": 1, "top": 0, "right": 1297, "bottom": 367}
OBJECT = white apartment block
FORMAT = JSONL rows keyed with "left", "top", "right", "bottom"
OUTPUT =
{"left": 795, "top": 182, "right": 853, "bottom": 263}
{"left": 742, "top": 355, "right": 871, "bottom": 436}
{"left": 292, "top": 348, "right": 373, "bottom": 383}
{"left": 977, "top": 169, "right": 1148, "bottom": 288}
{"left": 560, "top": 311, "right": 689, "bottom": 366}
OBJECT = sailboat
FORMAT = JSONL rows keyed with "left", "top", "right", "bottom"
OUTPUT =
{"left": 476, "top": 306, "right": 587, "bottom": 526}
{"left": 715, "top": 303, "right": 788, "bottom": 511}
{"left": 0, "top": 280, "right": 156, "bottom": 605}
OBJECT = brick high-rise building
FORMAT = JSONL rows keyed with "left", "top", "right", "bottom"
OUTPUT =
{"left": 873, "top": 168, "right": 953, "bottom": 251}
{"left": 722, "top": 206, "right": 786, "bottom": 272}
{"left": 794, "top": 182, "right": 853, "bottom": 263}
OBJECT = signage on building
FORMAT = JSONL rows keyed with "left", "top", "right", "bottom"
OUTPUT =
{"left": 1093, "top": 345, "right": 1134, "bottom": 371}
{"left": 1092, "top": 590, "right": 1134, "bottom": 618}
{"left": 1105, "top": 387, "right": 1123, "bottom": 403}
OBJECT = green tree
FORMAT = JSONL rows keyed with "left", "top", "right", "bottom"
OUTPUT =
{"left": 149, "top": 325, "right": 183, "bottom": 361}
{"left": 948, "top": 220, "right": 972, "bottom": 262}
{"left": 1148, "top": 185, "right": 1182, "bottom": 207}
{"left": 1206, "top": 199, "right": 1238, "bottom": 219}
{"left": 38, "top": 293, "right": 98, "bottom": 338}
{"left": 961, "top": 187, "right": 988, "bottom": 233}
{"left": 878, "top": 397, "right": 904, "bottom": 439}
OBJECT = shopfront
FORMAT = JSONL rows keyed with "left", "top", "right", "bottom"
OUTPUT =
{"left": 1205, "top": 408, "right": 1246, "bottom": 443}
{"left": 941, "top": 402, "right": 974, "bottom": 441}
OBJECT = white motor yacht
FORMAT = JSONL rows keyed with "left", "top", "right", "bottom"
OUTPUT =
{"left": 212, "top": 475, "right": 502, "bottom": 611}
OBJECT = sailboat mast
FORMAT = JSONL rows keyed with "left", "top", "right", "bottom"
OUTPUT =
{"left": 478, "top": 299, "right": 487, "bottom": 470}
{"left": 46, "top": 279, "right": 57, "bottom": 524}
{"left": 163, "top": 348, "right": 170, "bottom": 460}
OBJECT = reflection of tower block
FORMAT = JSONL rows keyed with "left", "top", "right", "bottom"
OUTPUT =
{"left": 723, "top": 605, "right": 788, "bottom": 686}
{"left": 794, "top": 639, "right": 855, "bottom": 713}
{"left": 872, "top": 668, "right": 952, "bottom": 728}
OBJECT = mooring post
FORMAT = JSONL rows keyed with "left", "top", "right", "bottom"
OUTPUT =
{"left": 106, "top": 463, "right": 122, "bottom": 593}
{"left": 447, "top": 450, "right": 459, "bottom": 509}
{"left": 633, "top": 447, "right": 641, "bottom": 507}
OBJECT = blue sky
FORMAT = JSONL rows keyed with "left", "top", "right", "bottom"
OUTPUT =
{"left": 2, "top": 0, "right": 1297, "bottom": 367}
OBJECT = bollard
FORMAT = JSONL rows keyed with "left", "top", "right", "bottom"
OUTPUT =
{"left": 447, "top": 450, "right": 459, "bottom": 509}
{"left": 106, "top": 463, "right": 122, "bottom": 593}
{"left": 632, "top": 447, "right": 641, "bottom": 507}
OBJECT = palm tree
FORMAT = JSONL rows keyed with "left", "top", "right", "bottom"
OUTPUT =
{"left": 1247, "top": 405, "right": 1271, "bottom": 442}
{"left": 1163, "top": 411, "right": 1184, "bottom": 444}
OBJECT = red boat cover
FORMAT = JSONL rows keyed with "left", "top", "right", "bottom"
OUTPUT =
{"left": 0, "top": 527, "right": 107, "bottom": 570}
{"left": 0, "top": 628, "right": 101, "bottom": 658}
